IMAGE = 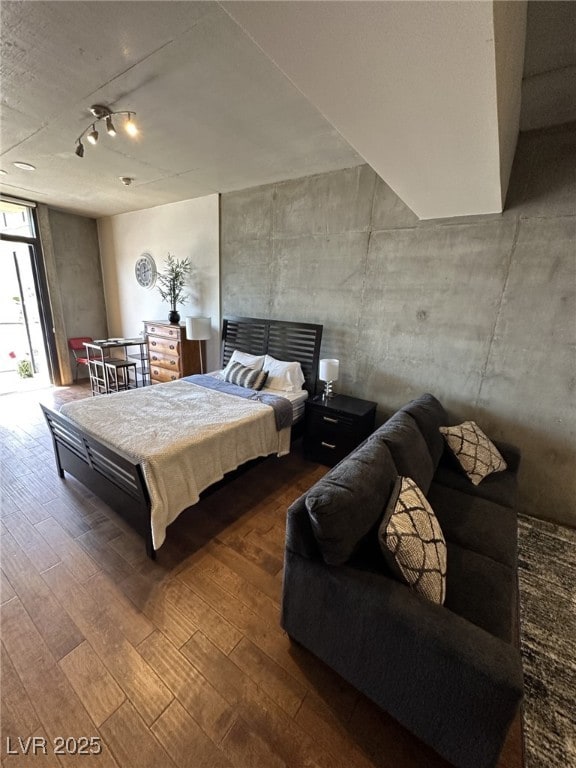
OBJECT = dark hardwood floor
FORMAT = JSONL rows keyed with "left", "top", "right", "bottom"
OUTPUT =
{"left": 0, "top": 382, "right": 523, "bottom": 768}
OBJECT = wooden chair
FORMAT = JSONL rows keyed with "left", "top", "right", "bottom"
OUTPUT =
{"left": 68, "top": 337, "right": 93, "bottom": 382}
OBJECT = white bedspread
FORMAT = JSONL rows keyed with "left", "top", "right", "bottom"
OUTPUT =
{"left": 60, "top": 380, "right": 291, "bottom": 549}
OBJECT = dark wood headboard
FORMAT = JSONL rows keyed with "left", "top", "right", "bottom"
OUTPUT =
{"left": 221, "top": 316, "right": 323, "bottom": 395}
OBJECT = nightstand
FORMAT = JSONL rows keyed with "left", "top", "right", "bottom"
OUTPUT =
{"left": 303, "top": 394, "right": 377, "bottom": 466}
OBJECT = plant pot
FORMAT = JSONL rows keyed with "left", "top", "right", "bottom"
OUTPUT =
{"left": 168, "top": 310, "right": 180, "bottom": 325}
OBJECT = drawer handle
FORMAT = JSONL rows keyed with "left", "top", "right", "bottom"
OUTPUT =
{"left": 151, "top": 340, "right": 157, "bottom": 346}
{"left": 152, "top": 355, "right": 158, "bottom": 361}
{"left": 321, "top": 441, "right": 336, "bottom": 449}
{"left": 170, "top": 344, "right": 175, "bottom": 350}
{"left": 170, "top": 360, "right": 175, "bottom": 365}
{"left": 323, "top": 416, "right": 339, "bottom": 424}
{"left": 171, "top": 375, "right": 177, "bottom": 380}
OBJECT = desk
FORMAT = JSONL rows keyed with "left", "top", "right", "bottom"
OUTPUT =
{"left": 85, "top": 339, "right": 149, "bottom": 395}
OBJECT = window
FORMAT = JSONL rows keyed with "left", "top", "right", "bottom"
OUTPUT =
{"left": 0, "top": 198, "right": 36, "bottom": 238}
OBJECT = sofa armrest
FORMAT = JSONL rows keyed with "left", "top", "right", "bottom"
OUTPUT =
{"left": 285, "top": 495, "right": 321, "bottom": 559}
{"left": 492, "top": 439, "right": 521, "bottom": 474}
{"left": 282, "top": 552, "right": 523, "bottom": 768}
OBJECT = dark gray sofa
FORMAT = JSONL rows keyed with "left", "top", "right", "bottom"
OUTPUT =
{"left": 282, "top": 394, "right": 523, "bottom": 768}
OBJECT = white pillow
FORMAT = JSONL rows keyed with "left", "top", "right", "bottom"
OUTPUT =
{"left": 222, "top": 350, "right": 265, "bottom": 377}
{"left": 263, "top": 354, "right": 305, "bottom": 392}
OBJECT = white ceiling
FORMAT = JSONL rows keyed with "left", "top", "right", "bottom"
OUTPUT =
{"left": 0, "top": 1, "right": 362, "bottom": 218}
{"left": 0, "top": 0, "right": 562, "bottom": 221}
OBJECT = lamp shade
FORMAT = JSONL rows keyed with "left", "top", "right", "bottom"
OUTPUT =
{"left": 319, "top": 358, "right": 339, "bottom": 382}
{"left": 185, "top": 316, "right": 211, "bottom": 341}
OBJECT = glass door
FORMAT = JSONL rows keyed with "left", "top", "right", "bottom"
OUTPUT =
{"left": 0, "top": 200, "right": 51, "bottom": 394}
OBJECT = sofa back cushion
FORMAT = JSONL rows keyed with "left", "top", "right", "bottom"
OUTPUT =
{"left": 372, "top": 411, "right": 435, "bottom": 494}
{"left": 399, "top": 393, "right": 448, "bottom": 469}
{"left": 305, "top": 437, "right": 397, "bottom": 566}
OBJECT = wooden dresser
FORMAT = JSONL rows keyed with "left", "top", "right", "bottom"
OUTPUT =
{"left": 144, "top": 321, "right": 200, "bottom": 383}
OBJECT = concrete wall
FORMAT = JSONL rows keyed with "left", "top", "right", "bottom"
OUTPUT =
{"left": 221, "top": 123, "right": 576, "bottom": 528}
{"left": 98, "top": 195, "right": 220, "bottom": 371}
{"left": 521, "top": 0, "right": 576, "bottom": 130}
{"left": 38, "top": 206, "right": 107, "bottom": 383}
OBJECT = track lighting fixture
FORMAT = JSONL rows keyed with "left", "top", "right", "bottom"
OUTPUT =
{"left": 74, "top": 104, "right": 138, "bottom": 158}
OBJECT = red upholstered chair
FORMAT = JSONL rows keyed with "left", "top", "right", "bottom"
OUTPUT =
{"left": 68, "top": 337, "right": 93, "bottom": 381}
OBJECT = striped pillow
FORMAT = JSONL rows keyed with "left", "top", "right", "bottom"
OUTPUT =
{"left": 224, "top": 361, "right": 268, "bottom": 390}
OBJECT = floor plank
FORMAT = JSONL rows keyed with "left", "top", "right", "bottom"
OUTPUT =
{"left": 137, "top": 630, "right": 237, "bottom": 743}
{"left": 0, "top": 598, "right": 117, "bottom": 768}
{"left": 42, "top": 562, "right": 173, "bottom": 727}
{"left": 99, "top": 701, "right": 176, "bottom": 768}
{"left": 150, "top": 699, "right": 234, "bottom": 768}
{"left": 59, "top": 641, "right": 126, "bottom": 727}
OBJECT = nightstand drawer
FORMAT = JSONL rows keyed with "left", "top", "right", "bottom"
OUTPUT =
{"left": 307, "top": 410, "right": 356, "bottom": 433}
{"left": 304, "top": 434, "right": 359, "bottom": 465}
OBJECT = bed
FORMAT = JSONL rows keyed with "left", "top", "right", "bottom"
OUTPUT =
{"left": 41, "top": 317, "right": 323, "bottom": 558}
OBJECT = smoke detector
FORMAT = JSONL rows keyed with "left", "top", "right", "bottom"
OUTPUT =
{"left": 119, "top": 176, "right": 134, "bottom": 186}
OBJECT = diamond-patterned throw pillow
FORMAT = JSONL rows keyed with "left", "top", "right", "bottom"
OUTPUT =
{"left": 224, "top": 361, "right": 268, "bottom": 390}
{"left": 440, "top": 421, "right": 507, "bottom": 485}
{"left": 378, "top": 476, "right": 447, "bottom": 605}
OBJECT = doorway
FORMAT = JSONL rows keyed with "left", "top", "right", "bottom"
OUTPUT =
{"left": 0, "top": 200, "right": 52, "bottom": 395}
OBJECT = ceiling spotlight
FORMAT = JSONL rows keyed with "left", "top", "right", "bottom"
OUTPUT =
{"left": 119, "top": 176, "right": 134, "bottom": 186}
{"left": 12, "top": 161, "right": 36, "bottom": 171}
{"left": 125, "top": 114, "right": 138, "bottom": 137}
{"left": 74, "top": 104, "right": 138, "bottom": 158}
{"left": 87, "top": 125, "right": 99, "bottom": 145}
{"left": 105, "top": 116, "right": 117, "bottom": 136}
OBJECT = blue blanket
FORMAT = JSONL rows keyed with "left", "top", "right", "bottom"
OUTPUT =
{"left": 182, "top": 374, "right": 293, "bottom": 431}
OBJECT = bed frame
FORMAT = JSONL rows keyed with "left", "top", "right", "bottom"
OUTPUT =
{"left": 41, "top": 317, "right": 323, "bottom": 559}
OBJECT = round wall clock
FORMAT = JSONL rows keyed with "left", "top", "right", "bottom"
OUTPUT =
{"left": 135, "top": 253, "right": 157, "bottom": 288}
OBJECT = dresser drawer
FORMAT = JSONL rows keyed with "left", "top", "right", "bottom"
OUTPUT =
{"left": 148, "top": 349, "right": 181, "bottom": 371}
{"left": 144, "top": 322, "right": 182, "bottom": 340}
{"left": 150, "top": 366, "right": 180, "bottom": 383}
{"left": 147, "top": 336, "right": 181, "bottom": 355}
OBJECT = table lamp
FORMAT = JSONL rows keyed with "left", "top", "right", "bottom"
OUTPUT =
{"left": 185, "top": 316, "right": 211, "bottom": 374}
{"left": 319, "top": 358, "right": 339, "bottom": 399}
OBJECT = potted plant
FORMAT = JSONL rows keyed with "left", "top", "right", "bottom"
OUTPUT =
{"left": 17, "top": 359, "right": 33, "bottom": 378}
{"left": 156, "top": 254, "right": 192, "bottom": 324}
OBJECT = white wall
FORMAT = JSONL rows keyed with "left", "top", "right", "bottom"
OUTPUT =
{"left": 97, "top": 194, "right": 220, "bottom": 371}
{"left": 224, "top": 1, "right": 512, "bottom": 219}
{"left": 493, "top": 1, "right": 527, "bottom": 207}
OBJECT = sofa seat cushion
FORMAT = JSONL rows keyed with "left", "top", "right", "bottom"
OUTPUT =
{"left": 305, "top": 438, "right": 397, "bottom": 566}
{"left": 399, "top": 393, "right": 448, "bottom": 468}
{"left": 427, "top": 483, "right": 518, "bottom": 569}
{"left": 434, "top": 453, "right": 518, "bottom": 508}
{"left": 444, "top": 543, "right": 515, "bottom": 643}
{"left": 373, "top": 411, "right": 435, "bottom": 494}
